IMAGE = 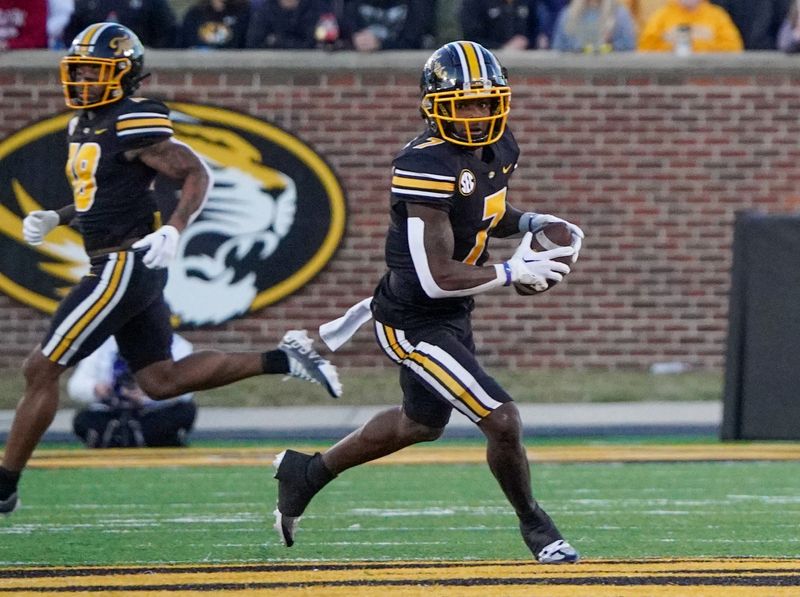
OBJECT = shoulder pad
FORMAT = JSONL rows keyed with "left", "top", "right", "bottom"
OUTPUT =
{"left": 115, "top": 97, "right": 173, "bottom": 140}
{"left": 392, "top": 146, "right": 457, "bottom": 202}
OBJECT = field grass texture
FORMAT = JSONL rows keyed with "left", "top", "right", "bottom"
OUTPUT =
{"left": 1, "top": 441, "right": 798, "bottom": 567}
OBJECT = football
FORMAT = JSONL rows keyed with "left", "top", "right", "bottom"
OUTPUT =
{"left": 514, "top": 222, "right": 573, "bottom": 295}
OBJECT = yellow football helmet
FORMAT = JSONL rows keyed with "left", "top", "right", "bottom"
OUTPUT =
{"left": 60, "top": 22, "right": 145, "bottom": 109}
{"left": 420, "top": 41, "right": 511, "bottom": 147}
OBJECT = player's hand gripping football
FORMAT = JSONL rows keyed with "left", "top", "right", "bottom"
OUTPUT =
{"left": 504, "top": 232, "right": 574, "bottom": 292}
{"left": 131, "top": 225, "right": 180, "bottom": 269}
{"left": 22, "top": 210, "right": 59, "bottom": 246}
{"left": 523, "top": 213, "right": 584, "bottom": 263}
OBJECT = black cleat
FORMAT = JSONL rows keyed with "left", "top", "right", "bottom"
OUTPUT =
{"left": 520, "top": 508, "right": 579, "bottom": 564}
{"left": 0, "top": 491, "right": 19, "bottom": 516}
{"left": 273, "top": 449, "right": 334, "bottom": 547}
{"left": 278, "top": 330, "right": 342, "bottom": 399}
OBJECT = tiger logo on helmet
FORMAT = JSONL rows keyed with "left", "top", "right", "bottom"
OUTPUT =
{"left": 420, "top": 41, "right": 511, "bottom": 147}
{"left": 60, "top": 22, "right": 146, "bottom": 109}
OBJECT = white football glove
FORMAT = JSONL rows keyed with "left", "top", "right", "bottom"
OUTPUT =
{"left": 22, "top": 210, "right": 59, "bottom": 246}
{"left": 521, "top": 213, "right": 585, "bottom": 263}
{"left": 504, "top": 232, "right": 573, "bottom": 291}
{"left": 131, "top": 225, "right": 180, "bottom": 269}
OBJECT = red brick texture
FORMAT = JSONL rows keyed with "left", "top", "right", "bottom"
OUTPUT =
{"left": 1, "top": 54, "right": 798, "bottom": 372}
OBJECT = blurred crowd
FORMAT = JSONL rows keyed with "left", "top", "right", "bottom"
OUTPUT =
{"left": 2, "top": 0, "right": 800, "bottom": 54}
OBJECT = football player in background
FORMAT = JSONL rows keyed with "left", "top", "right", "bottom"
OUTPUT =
{"left": 0, "top": 22, "right": 341, "bottom": 516}
{"left": 274, "top": 41, "right": 584, "bottom": 563}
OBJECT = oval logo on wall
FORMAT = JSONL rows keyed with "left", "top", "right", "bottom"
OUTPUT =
{"left": 0, "top": 103, "right": 346, "bottom": 327}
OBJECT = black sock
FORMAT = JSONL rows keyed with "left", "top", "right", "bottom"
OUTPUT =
{"left": 262, "top": 349, "right": 289, "bottom": 374}
{"left": 0, "top": 467, "right": 20, "bottom": 500}
{"left": 308, "top": 452, "right": 336, "bottom": 488}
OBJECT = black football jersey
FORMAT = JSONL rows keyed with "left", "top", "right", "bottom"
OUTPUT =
{"left": 65, "top": 97, "right": 174, "bottom": 252}
{"left": 373, "top": 129, "right": 520, "bottom": 328}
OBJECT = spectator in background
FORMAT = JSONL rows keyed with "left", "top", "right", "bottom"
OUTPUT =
{"left": 461, "top": 0, "right": 532, "bottom": 50}
{"left": 618, "top": 0, "right": 667, "bottom": 35}
{"left": 63, "top": 0, "right": 177, "bottom": 47}
{"left": 0, "top": 0, "right": 47, "bottom": 48}
{"left": 552, "top": 0, "right": 637, "bottom": 52}
{"left": 246, "top": 0, "right": 328, "bottom": 49}
{"left": 533, "top": 0, "right": 568, "bottom": 48}
{"left": 777, "top": 0, "right": 800, "bottom": 52}
{"left": 68, "top": 335, "right": 197, "bottom": 448}
{"left": 48, "top": 0, "right": 74, "bottom": 48}
{"left": 711, "top": 0, "right": 792, "bottom": 50}
{"left": 340, "top": 0, "right": 427, "bottom": 51}
{"left": 180, "top": 0, "right": 250, "bottom": 48}
{"left": 638, "top": 0, "right": 743, "bottom": 52}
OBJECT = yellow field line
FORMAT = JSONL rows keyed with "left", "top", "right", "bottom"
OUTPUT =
{"left": 13, "top": 443, "right": 800, "bottom": 469}
{"left": 2, "top": 559, "right": 799, "bottom": 596}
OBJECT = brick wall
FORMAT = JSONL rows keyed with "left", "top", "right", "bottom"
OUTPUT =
{"left": 1, "top": 51, "right": 798, "bottom": 372}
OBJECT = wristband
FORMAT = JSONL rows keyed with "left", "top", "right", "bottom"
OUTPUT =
{"left": 518, "top": 212, "right": 541, "bottom": 234}
{"left": 502, "top": 261, "right": 512, "bottom": 286}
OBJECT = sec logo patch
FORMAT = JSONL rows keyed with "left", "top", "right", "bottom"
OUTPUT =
{"left": 458, "top": 169, "right": 476, "bottom": 195}
{"left": 0, "top": 103, "right": 346, "bottom": 327}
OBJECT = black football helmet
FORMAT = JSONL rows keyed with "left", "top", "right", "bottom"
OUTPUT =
{"left": 420, "top": 41, "right": 511, "bottom": 147}
{"left": 60, "top": 22, "right": 145, "bottom": 109}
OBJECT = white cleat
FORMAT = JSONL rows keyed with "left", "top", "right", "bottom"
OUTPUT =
{"left": 273, "top": 508, "right": 300, "bottom": 547}
{"left": 536, "top": 539, "right": 580, "bottom": 564}
{"left": 278, "top": 330, "right": 342, "bottom": 398}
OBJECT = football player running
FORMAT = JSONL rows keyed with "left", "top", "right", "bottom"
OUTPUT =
{"left": 274, "top": 41, "right": 583, "bottom": 563}
{"left": 0, "top": 23, "right": 341, "bottom": 517}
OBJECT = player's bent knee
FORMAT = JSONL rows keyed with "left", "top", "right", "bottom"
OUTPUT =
{"left": 403, "top": 419, "right": 444, "bottom": 443}
{"left": 134, "top": 360, "right": 185, "bottom": 400}
{"left": 137, "top": 379, "right": 179, "bottom": 400}
{"left": 480, "top": 402, "right": 523, "bottom": 442}
{"left": 22, "top": 349, "right": 63, "bottom": 387}
{"left": 135, "top": 366, "right": 182, "bottom": 400}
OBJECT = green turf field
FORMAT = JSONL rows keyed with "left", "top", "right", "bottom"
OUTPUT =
{"left": 1, "top": 442, "right": 798, "bottom": 567}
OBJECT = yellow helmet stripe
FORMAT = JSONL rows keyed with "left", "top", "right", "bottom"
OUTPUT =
{"left": 79, "top": 22, "right": 108, "bottom": 47}
{"left": 458, "top": 41, "right": 483, "bottom": 83}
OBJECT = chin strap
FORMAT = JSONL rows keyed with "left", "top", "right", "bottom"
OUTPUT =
{"left": 128, "top": 72, "right": 151, "bottom": 93}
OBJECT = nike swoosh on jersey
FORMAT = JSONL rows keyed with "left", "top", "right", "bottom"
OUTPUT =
{"left": 94, "top": 128, "right": 107, "bottom": 135}
{"left": 502, "top": 164, "right": 513, "bottom": 174}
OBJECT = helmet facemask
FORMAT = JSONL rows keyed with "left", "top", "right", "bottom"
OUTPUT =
{"left": 421, "top": 84, "right": 510, "bottom": 147}
{"left": 60, "top": 23, "right": 145, "bottom": 110}
{"left": 60, "top": 56, "right": 132, "bottom": 109}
